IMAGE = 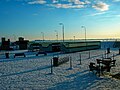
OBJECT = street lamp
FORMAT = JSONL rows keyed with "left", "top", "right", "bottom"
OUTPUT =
{"left": 81, "top": 26, "right": 87, "bottom": 49}
{"left": 59, "top": 23, "right": 64, "bottom": 42}
{"left": 41, "top": 32, "right": 44, "bottom": 42}
{"left": 55, "top": 30, "right": 58, "bottom": 42}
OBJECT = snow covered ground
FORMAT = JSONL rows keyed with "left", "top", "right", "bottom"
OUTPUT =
{"left": 0, "top": 48, "right": 120, "bottom": 90}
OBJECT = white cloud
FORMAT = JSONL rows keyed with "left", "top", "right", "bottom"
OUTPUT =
{"left": 92, "top": 2, "right": 109, "bottom": 11}
{"left": 28, "top": 0, "right": 46, "bottom": 5}
{"left": 90, "top": 12, "right": 106, "bottom": 16}
{"left": 68, "top": 0, "right": 85, "bottom": 5}
{"left": 48, "top": 3, "right": 84, "bottom": 9}
{"left": 27, "top": 0, "right": 110, "bottom": 11}
{"left": 49, "top": 3, "right": 72, "bottom": 8}
{"left": 49, "top": 0, "right": 90, "bottom": 9}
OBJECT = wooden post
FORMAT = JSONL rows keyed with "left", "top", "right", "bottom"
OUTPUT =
{"left": 88, "top": 50, "right": 90, "bottom": 59}
{"left": 51, "top": 59, "right": 53, "bottom": 74}
{"left": 70, "top": 56, "right": 72, "bottom": 69}
{"left": 113, "top": 54, "right": 114, "bottom": 60}
{"left": 79, "top": 53, "right": 82, "bottom": 65}
{"left": 98, "top": 62, "right": 101, "bottom": 77}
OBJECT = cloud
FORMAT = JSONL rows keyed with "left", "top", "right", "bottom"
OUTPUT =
{"left": 90, "top": 12, "right": 106, "bottom": 16}
{"left": 92, "top": 2, "right": 109, "bottom": 11}
{"left": 68, "top": 0, "right": 90, "bottom": 5}
{"left": 28, "top": 0, "right": 46, "bottom": 5}
{"left": 28, "top": 0, "right": 88, "bottom": 9}
{"left": 27, "top": 0, "right": 109, "bottom": 11}
{"left": 48, "top": 3, "right": 84, "bottom": 9}
{"left": 68, "top": 0, "right": 85, "bottom": 4}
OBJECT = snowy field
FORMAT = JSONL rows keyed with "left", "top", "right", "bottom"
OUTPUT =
{"left": 0, "top": 48, "right": 120, "bottom": 90}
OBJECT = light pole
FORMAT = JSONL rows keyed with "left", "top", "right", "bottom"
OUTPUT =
{"left": 81, "top": 26, "right": 87, "bottom": 49}
{"left": 59, "top": 23, "right": 64, "bottom": 42}
{"left": 41, "top": 32, "right": 44, "bottom": 42}
{"left": 55, "top": 30, "right": 58, "bottom": 42}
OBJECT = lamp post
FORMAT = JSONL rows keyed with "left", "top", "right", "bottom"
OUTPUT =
{"left": 59, "top": 23, "right": 64, "bottom": 42}
{"left": 41, "top": 32, "right": 44, "bottom": 42}
{"left": 81, "top": 26, "right": 87, "bottom": 49}
{"left": 55, "top": 30, "right": 58, "bottom": 42}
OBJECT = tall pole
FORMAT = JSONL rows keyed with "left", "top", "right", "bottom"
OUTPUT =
{"left": 81, "top": 26, "right": 87, "bottom": 50}
{"left": 55, "top": 30, "right": 58, "bottom": 42}
{"left": 41, "top": 32, "right": 44, "bottom": 42}
{"left": 59, "top": 23, "right": 64, "bottom": 42}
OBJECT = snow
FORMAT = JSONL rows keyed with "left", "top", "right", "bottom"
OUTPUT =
{"left": 0, "top": 48, "right": 120, "bottom": 90}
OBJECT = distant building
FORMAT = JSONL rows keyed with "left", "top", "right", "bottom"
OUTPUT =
{"left": 29, "top": 41, "right": 101, "bottom": 53}
{"left": 16, "top": 37, "right": 29, "bottom": 50}
{"left": 0, "top": 37, "right": 11, "bottom": 50}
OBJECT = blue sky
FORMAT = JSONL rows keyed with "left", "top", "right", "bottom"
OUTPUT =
{"left": 0, "top": 0, "right": 120, "bottom": 41}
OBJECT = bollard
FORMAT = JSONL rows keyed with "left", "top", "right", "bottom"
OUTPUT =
{"left": 5, "top": 53, "right": 9, "bottom": 58}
